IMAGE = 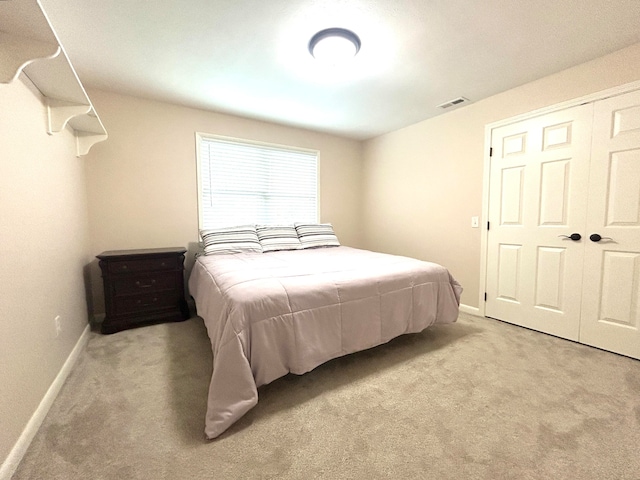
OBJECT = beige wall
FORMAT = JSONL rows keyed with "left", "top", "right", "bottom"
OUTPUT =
{"left": 0, "top": 77, "right": 92, "bottom": 465}
{"left": 84, "top": 89, "right": 364, "bottom": 315}
{"left": 361, "top": 42, "right": 640, "bottom": 309}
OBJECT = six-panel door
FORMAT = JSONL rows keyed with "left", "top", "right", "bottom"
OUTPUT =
{"left": 580, "top": 90, "right": 640, "bottom": 359}
{"left": 486, "top": 103, "right": 593, "bottom": 340}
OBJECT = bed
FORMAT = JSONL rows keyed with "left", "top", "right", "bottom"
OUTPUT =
{"left": 188, "top": 242, "right": 463, "bottom": 439}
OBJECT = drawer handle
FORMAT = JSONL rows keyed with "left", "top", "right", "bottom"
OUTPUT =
{"left": 121, "top": 265, "right": 128, "bottom": 270}
{"left": 161, "top": 262, "right": 166, "bottom": 267}
{"left": 135, "top": 279, "right": 156, "bottom": 288}
{"left": 136, "top": 297, "right": 158, "bottom": 306}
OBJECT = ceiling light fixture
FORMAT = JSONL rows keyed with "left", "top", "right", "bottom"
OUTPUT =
{"left": 308, "top": 28, "right": 361, "bottom": 63}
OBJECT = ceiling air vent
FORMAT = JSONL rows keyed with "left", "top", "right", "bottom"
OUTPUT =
{"left": 437, "top": 97, "right": 469, "bottom": 109}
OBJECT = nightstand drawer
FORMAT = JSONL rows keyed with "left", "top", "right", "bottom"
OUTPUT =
{"left": 108, "top": 256, "right": 179, "bottom": 274}
{"left": 112, "top": 274, "right": 176, "bottom": 295}
{"left": 113, "top": 292, "right": 178, "bottom": 315}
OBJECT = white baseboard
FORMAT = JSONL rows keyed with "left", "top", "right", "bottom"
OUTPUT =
{"left": 459, "top": 304, "right": 482, "bottom": 317}
{"left": 0, "top": 324, "right": 90, "bottom": 480}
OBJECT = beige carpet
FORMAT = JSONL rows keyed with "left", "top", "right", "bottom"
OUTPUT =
{"left": 12, "top": 313, "right": 640, "bottom": 479}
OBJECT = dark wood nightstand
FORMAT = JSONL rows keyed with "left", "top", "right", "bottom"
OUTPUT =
{"left": 97, "top": 247, "right": 190, "bottom": 334}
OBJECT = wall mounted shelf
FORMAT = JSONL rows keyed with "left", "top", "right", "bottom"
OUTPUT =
{"left": 0, "top": 0, "right": 107, "bottom": 156}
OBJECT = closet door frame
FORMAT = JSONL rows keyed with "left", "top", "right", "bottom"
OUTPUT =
{"left": 478, "top": 79, "right": 640, "bottom": 318}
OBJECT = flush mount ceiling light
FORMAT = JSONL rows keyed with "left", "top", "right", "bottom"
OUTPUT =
{"left": 308, "top": 28, "right": 361, "bottom": 63}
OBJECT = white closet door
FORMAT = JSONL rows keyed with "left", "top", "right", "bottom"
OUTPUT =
{"left": 580, "top": 89, "right": 640, "bottom": 359}
{"left": 485, "top": 104, "right": 593, "bottom": 340}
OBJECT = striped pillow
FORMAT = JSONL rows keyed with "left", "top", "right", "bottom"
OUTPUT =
{"left": 256, "top": 225, "right": 302, "bottom": 252}
{"left": 200, "top": 225, "right": 263, "bottom": 255}
{"left": 295, "top": 223, "right": 341, "bottom": 249}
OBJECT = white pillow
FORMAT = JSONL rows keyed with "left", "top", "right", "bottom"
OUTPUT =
{"left": 200, "top": 225, "right": 263, "bottom": 255}
{"left": 295, "top": 223, "right": 340, "bottom": 249}
{"left": 256, "top": 225, "right": 302, "bottom": 252}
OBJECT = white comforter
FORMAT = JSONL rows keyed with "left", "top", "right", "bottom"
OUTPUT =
{"left": 188, "top": 246, "right": 462, "bottom": 439}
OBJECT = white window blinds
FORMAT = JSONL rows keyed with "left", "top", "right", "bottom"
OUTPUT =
{"left": 197, "top": 134, "right": 319, "bottom": 229}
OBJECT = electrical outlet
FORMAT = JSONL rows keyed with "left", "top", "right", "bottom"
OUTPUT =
{"left": 471, "top": 216, "right": 479, "bottom": 228}
{"left": 54, "top": 315, "right": 62, "bottom": 337}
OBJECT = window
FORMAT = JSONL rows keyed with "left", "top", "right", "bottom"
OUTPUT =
{"left": 196, "top": 133, "right": 319, "bottom": 230}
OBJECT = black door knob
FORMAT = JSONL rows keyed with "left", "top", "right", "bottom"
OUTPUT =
{"left": 558, "top": 233, "right": 581, "bottom": 241}
{"left": 589, "top": 233, "right": 613, "bottom": 242}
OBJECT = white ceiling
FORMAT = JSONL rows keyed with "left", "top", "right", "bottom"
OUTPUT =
{"left": 37, "top": 0, "right": 640, "bottom": 140}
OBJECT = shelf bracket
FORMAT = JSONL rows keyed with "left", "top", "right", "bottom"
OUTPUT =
{"left": 0, "top": 32, "right": 60, "bottom": 84}
{"left": 76, "top": 131, "right": 108, "bottom": 157}
{"left": 47, "top": 98, "right": 91, "bottom": 135}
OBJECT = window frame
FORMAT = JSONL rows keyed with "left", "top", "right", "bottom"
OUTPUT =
{"left": 195, "top": 132, "right": 321, "bottom": 232}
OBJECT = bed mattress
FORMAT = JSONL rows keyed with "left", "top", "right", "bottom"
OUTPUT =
{"left": 188, "top": 246, "right": 462, "bottom": 439}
